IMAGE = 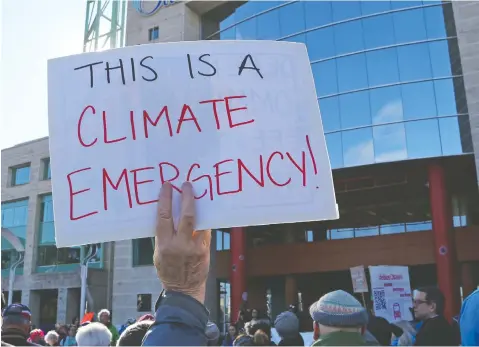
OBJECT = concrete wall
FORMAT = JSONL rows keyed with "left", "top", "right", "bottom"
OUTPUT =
{"left": 111, "top": 240, "right": 162, "bottom": 326}
{"left": 452, "top": 1, "right": 479, "bottom": 182}
{"left": 1, "top": 138, "right": 108, "bottom": 323}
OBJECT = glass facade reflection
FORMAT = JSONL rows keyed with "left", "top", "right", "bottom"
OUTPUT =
{"left": 208, "top": 0, "right": 471, "bottom": 169}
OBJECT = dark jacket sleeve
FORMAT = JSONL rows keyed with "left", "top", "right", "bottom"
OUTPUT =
{"left": 414, "top": 316, "right": 455, "bottom": 346}
{"left": 142, "top": 290, "right": 209, "bottom": 346}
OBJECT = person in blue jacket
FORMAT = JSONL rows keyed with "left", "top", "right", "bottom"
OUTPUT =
{"left": 460, "top": 288, "right": 479, "bottom": 346}
{"left": 142, "top": 182, "right": 212, "bottom": 346}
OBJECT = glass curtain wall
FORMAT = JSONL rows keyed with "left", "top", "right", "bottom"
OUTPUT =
{"left": 208, "top": 1, "right": 471, "bottom": 169}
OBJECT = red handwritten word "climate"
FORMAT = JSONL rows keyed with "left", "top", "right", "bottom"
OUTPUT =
{"left": 77, "top": 95, "right": 252, "bottom": 147}
{"left": 379, "top": 274, "right": 404, "bottom": 281}
{"left": 66, "top": 135, "right": 319, "bottom": 221}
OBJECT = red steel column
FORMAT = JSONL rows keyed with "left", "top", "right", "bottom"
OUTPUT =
{"left": 428, "top": 163, "right": 460, "bottom": 321}
{"left": 230, "top": 227, "right": 246, "bottom": 322}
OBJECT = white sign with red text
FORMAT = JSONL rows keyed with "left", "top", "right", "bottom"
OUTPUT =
{"left": 48, "top": 41, "right": 339, "bottom": 247}
{"left": 369, "top": 265, "right": 413, "bottom": 323}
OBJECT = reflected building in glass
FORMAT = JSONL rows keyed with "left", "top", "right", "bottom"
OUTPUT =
{"left": 120, "top": 0, "right": 479, "bottom": 328}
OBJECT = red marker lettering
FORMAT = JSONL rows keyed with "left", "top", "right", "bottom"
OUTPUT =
{"left": 77, "top": 105, "right": 98, "bottom": 147}
{"left": 67, "top": 167, "right": 98, "bottom": 220}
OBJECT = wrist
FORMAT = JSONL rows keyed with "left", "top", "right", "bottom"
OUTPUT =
{"left": 164, "top": 283, "right": 206, "bottom": 305}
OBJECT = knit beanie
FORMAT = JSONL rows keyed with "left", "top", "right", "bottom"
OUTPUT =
{"left": 274, "top": 311, "right": 299, "bottom": 338}
{"left": 205, "top": 321, "right": 220, "bottom": 345}
{"left": 309, "top": 290, "right": 368, "bottom": 327}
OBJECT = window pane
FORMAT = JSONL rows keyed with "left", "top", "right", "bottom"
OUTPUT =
{"left": 304, "top": 1, "right": 332, "bottom": 28}
{"left": 282, "top": 33, "right": 305, "bottom": 44}
{"left": 252, "top": 1, "right": 283, "bottom": 13}
{"left": 13, "top": 206, "right": 27, "bottom": 226}
{"left": 220, "top": 13, "right": 236, "bottom": 31}
{"left": 41, "top": 196, "right": 54, "bottom": 223}
{"left": 337, "top": 54, "right": 368, "bottom": 92}
{"left": 2, "top": 208, "right": 14, "bottom": 227}
{"left": 133, "top": 238, "right": 154, "bottom": 266}
{"left": 405, "top": 119, "right": 442, "bottom": 158}
{"left": 362, "top": 14, "right": 395, "bottom": 49}
{"left": 257, "top": 10, "right": 280, "bottom": 40}
{"left": 37, "top": 246, "right": 57, "bottom": 266}
{"left": 339, "top": 91, "right": 371, "bottom": 129}
{"left": 325, "top": 133, "right": 343, "bottom": 169}
{"left": 373, "top": 123, "right": 408, "bottom": 163}
{"left": 380, "top": 224, "right": 405, "bottom": 235}
{"left": 429, "top": 40, "right": 452, "bottom": 78}
{"left": 434, "top": 79, "right": 457, "bottom": 116}
{"left": 330, "top": 228, "right": 354, "bottom": 240}
{"left": 393, "top": 9, "right": 427, "bottom": 44}
{"left": 39, "top": 222, "right": 55, "bottom": 245}
{"left": 312, "top": 61, "right": 338, "bottom": 97}
{"left": 439, "top": 117, "right": 463, "bottom": 155}
{"left": 391, "top": 1, "right": 422, "bottom": 10}
{"left": 334, "top": 21, "right": 364, "bottom": 55}
{"left": 236, "top": 18, "right": 257, "bottom": 40}
{"left": 332, "top": 1, "right": 361, "bottom": 22}
{"left": 279, "top": 2, "right": 305, "bottom": 37}
{"left": 361, "top": 1, "right": 391, "bottom": 16}
{"left": 43, "top": 159, "right": 51, "bottom": 180}
{"left": 355, "top": 227, "right": 379, "bottom": 238}
{"left": 319, "top": 97, "right": 341, "bottom": 132}
{"left": 342, "top": 128, "right": 374, "bottom": 167}
{"left": 424, "top": 5, "right": 447, "bottom": 39}
{"left": 402, "top": 82, "right": 437, "bottom": 120}
{"left": 220, "top": 28, "right": 236, "bottom": 40}
{"left": 57, "top": 247, "right": 80, "bottom": 264}
{"left": 370, "top": 86, "right": 404, "bottom": 124}
{"left": 13, "top": 166, "right": 30, "bottom": 185}
{"left": 235, "top": 3, "right": 261, "bottom": 22}
{"left": 224, "top": 232, "right": 231, "bottom": 250}
{"left": 407, "top": 221, "right": 432, "bottom": 232}
{"left": 397, "top": 43, "right": 432, "bottom": 82}
{"left": 366, "top": 48, "right": 399, "bottom": 87}
{"left": 307, "top": 28, "right": 335, "bottom": 61}
{"left": 216, "top": 230, "right": 223, "bottom": 250}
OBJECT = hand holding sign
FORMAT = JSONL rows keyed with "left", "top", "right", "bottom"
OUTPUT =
{"left": 154, "top": 182, "right": 211, "bottom": 304}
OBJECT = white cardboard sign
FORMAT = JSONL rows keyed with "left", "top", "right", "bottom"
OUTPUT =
{"left": 350, "top": 265, "right": 369, "bottom": 293}
{"left": 369, "top": 265, "right": 413, "bottom": 323}
{"left": 48, "top": 41, "right": 338, "bottom": 247}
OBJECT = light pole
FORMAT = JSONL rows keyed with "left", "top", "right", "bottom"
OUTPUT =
{"left": 80, "top": 244, "right": 98, "bottom": 317}
{"left": 1, "top": 228, "right": 25, "bottom": 305}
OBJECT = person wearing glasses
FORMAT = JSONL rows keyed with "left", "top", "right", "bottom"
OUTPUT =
{"left": 412, "top": 287, "right": 456, "bottom": 346}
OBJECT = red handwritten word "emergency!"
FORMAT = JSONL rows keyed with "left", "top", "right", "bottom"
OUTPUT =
{"left": 66, "top": 135, "right": 319, "bottom": 221}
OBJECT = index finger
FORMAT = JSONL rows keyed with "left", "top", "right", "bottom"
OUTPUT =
{"left": 156, "top": 182, "right": 174, "bottom": 242}
{"left": 177, "top": 181, "right": 196, "bottom": 240}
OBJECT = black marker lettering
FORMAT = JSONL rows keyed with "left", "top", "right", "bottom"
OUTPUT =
{"left": 105, "top": 59, "right": 126, "bottom": 85}
{"left": 73, "top": 61, "right": 103, "bottom": 88}
{"left": 238, "top": 54, "right": 263, "bottom": 79}
{"left": 140, "top": 56, "right": 158, "bottom": 82}
{"left": 198, "top": 54, "right": 217, "bottom": 77}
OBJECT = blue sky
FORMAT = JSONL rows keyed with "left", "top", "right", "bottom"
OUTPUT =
{"left": 1, "top": 0, "right": 85, "bottom": 149}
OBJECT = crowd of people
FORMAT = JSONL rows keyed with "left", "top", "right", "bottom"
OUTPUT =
{"left": 1, "top": 182, "right": 477, "bottom": 346}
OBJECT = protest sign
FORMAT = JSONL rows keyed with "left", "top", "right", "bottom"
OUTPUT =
{"left": 350, "top": 265, "right": 368, "bottom": 293}
{"left": 48, "top": 41, "right": 339, "bottom": 247}
{"left": 369, "top": 265, "right": 413, "bottom": 322}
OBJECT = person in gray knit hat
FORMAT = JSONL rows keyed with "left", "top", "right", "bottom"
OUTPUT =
{"left": 309, "top": 290, "right": 373, "bottom": 346}
{"left": 274, "top": 311, "right": 304, "bottom": 346}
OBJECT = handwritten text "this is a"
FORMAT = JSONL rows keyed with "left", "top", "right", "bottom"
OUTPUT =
{"left": 73, "top": 53, "right": 264, "bottom": 88}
